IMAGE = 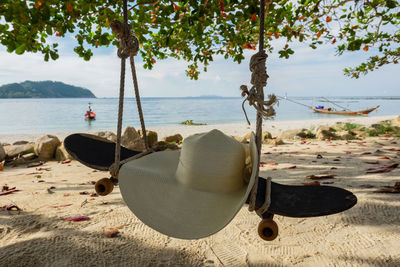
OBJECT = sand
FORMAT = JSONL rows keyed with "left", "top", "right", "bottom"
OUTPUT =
{"left": 0, "top": 115, "right": 397, "bottom": 144}
{"left": 1, "top": 117, "right": 400, "bottom": 266}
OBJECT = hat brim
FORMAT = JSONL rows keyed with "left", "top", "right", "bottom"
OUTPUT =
{"left": 119, "top": 133, "right": 258, "bottom": 239}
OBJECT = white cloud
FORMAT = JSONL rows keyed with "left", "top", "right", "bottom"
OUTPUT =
{"left": 0, "top": 40, "right": 399, "bottom": 98}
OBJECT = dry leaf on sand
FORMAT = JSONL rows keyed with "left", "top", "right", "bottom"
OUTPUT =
{"left": 103, "top": 228, "right": 120, "bottom": 238}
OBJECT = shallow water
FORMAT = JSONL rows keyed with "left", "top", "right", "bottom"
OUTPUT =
{"left": 0, "top": 96, "right": 398, "bottom": 134}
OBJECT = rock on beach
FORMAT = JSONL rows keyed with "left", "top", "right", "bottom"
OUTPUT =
{"left": 34, "top": 135, "right": 61, "bottom": 160}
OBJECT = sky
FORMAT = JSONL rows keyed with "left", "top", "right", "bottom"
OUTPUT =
{"left": 0, "top": 35, "right": 399, "bottom": 98}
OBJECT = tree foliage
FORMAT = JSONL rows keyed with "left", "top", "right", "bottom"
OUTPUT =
{"left": 0, "top": 0, "right": 399, "bottom": 79}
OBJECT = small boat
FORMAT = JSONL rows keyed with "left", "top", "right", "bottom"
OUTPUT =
{"left": 85, "top": 103, "right": 96, "bottom": 120}
{"left": 311, "top": 105, "right": 379, "bottom": 116}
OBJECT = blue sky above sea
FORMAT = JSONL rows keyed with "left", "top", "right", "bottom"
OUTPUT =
{"left": 0, "top": 33, "right": 399, "bottom": 98}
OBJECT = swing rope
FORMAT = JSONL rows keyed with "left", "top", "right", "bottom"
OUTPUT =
{"left": 110, "top": 0, "right": 275, "bottom": 216}
{"left": 109, "top": 0, "right": 149, "bottom": 179}
{"left": 245, "top": 0, "right": 277, "bottom": 215}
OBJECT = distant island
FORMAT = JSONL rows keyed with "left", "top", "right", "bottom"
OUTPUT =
{"left": 0, "top": 81, "right": 96, "bottom": 98}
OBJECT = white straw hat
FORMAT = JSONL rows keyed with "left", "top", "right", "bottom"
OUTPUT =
{"left": 119, "top": 129, "right": 258, "bottom": 239}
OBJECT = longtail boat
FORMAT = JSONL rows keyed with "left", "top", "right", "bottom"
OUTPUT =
{"left": 311, "top": 105, "right": 379, "bottom": 116}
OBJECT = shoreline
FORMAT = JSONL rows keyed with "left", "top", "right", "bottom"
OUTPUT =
{"left": 0, "top": 115, "right": 397, "bottom": 144}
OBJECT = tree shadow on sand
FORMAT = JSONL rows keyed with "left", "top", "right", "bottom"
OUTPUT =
{"left": 0, "top": 211, "right": 203, "bottom": 266}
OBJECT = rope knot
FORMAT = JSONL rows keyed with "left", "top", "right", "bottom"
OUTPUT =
{"left": 250, "top": 50, "right": 268, "bottom": 87}
{"left": 109, "top": 162, "right": 120, "bottom": 179}
{"left": 240, "top": 50, "right": 277, "bottom": 125}
{"left": 240, "top": 85, "right": 278, "bottom": 125}
{"left": 111, "top": 20, "right": 139, "bottom": 59}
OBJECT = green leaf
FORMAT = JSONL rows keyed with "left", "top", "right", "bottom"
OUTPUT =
{"left": 50, "top": 51, "right": 59, "bottom": 60}
{"left": 15, "top": 43, "right": 26, "bottom": 55}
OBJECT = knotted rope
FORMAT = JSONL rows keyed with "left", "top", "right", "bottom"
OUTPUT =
{"left": 244, "top": 0, "right": 277, "bottom": 215}
{"left": 110, "top": 20, "right": 139, "bottom": 59}
{"left": 110, "top": 0, "right": 148, "bottom": 179}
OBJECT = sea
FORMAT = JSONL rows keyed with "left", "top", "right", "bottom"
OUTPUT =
{"left": 0, "top": 96, "right": 399, "bottom": 135}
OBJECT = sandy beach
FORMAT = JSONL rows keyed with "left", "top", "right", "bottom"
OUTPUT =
{"left": 0, "top": 115, "right": 397, "bottom": 144}
{"left": 1, "top": 116, "right": 400, "bottom": 266}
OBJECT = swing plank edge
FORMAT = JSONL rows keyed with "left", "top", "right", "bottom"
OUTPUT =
{"left": 247, "top": 177, "right": 358, "bottom": 218}
{"left": 64, "top": 133, "right": 142, "bottom": 171}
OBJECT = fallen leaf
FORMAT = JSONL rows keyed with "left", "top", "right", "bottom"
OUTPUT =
{"left": 316, "top": 154, "right": 323, "bottom": 159}
{"left": 33, "top": 179, "right": 45, "bottom": 183}
{"left": 27, "top": 161, "right": 44, "bottom": 168}
{"left": 1, "top": 204, "right": 21, "bottom": 213}
{"left": 306, "top": 174, "right": 336, "bottom": 180}
{"left": 103, "top": 228, "right": 120, "bottom": 238}
{"left": 378, "top": 156, "right": 390, "bottom": 160}
{"left": 61, "top": 160, "right": 71, "bottom": 164}
{"left": 359, "top": 184, "right": 374, "bottom": 188}
{"left": 64, "top": 216, "right": 90, "bottom": 222}
{"left": 375, "top": 188, "right": 400, "bottom": 193}
{"left": 385, "top": 163, "right": 398, "bottom": 168}
{"left": 361, "top": 152, "right": 372, "bottom": 155}
{"left": 367, "top": 169, "right": 395, "bottom": 173}
{"left": 0, "top": 189, "right": 19, "bottom": 196}
{"left": 303, "top": 181, "right": 320, "bottom": 186}
{"left": 364, "top": 161, "right": 380, "bottom": 164}
{"left": 366, "top": 163, "right": 398, "bottom": 174}
{"left": 79, "top": 191, "right": 90, "bottom": 195}
{"left": 36, "top": 167, "right": 51, "bottom": 171}
{"left": 321, "top": 181, "right": 334, "bottom": 185}
{"left": 283, "top": 165, "right": 296, "bottom": 169}
{"left": 374, "top": 182, "right": 400, "bottom": 193}
{"left": 63, "top": 193, "right": 72, "bottom": 197}
{"left": 2, "top": 185, "right": 14, "bottom": 191}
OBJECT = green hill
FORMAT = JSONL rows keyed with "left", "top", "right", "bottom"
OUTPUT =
{"left": 0, "top": 81, "right": 96, "bottom": 98}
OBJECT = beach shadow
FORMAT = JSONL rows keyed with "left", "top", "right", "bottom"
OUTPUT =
{"left": 336, "top": 254, "right": 400, "bottom": 266}
{"left": 0, "top": 211, "right": 203, "bottom": 266}
{"left": 0, "top": 210, "right": 289, "bottom": 267}
{"left": 338, "top": 200, "right": 400, "bottom": 226}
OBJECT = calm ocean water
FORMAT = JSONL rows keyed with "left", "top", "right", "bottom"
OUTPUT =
{"left": 0, "top": 97, "right": 399, "bottom": 134}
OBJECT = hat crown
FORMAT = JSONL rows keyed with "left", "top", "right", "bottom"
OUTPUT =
{"left": 176, "top": 129, "right": 245, "bottom": 193}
